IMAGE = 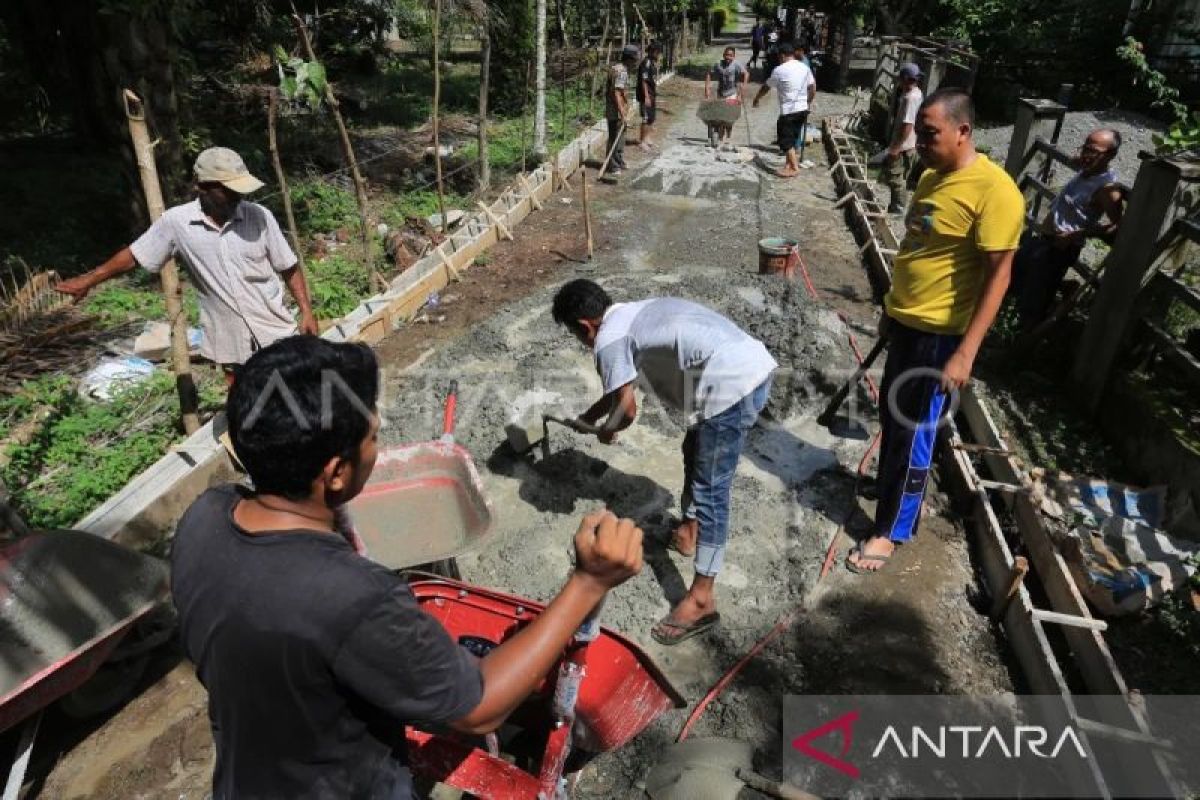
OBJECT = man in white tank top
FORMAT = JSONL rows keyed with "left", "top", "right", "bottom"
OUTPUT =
{"left": 1009, "top": 128, "right": 1125, "bottom": 329}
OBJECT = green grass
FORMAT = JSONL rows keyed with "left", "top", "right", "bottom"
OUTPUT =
{"left": 1, "top": 371, "right": 225, "bottom": 529}
{"left": 461, "top": 82, "right": 598, "bottom": 175}
{"left": 306, "top": 251, "right": 373, "bottom": 320}
{"left": 82, "top": 274, "right": 201, "bottom": 328}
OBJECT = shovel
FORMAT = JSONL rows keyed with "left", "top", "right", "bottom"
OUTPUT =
{"left": 644, "top": 737, "right": 819, "bottom": 800}
{"left": 816, "top": 335, "right": 887, "bottom": 430}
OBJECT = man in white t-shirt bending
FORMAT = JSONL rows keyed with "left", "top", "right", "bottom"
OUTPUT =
{"left": 753, "top": 42, "right": 816, "bottom": 177}
{"left": 884, "top": 63, "right": 924, "bottom": 213}
{"left": 552, "top": 279, "right": 777, "bottom": 646}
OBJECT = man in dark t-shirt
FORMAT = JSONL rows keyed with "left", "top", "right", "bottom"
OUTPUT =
{"left": 172, "top": 336, "right": 644, "bottom": 799}
{"left": 636, "top": 42, "right": 662, "bottom": 152}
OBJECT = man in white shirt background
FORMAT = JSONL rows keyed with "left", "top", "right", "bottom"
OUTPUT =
{"left": 884, "top": 62, "right": 925, "bottom": 214}
{"left": 753, "top": 42, "right": 817, "bottom": 177}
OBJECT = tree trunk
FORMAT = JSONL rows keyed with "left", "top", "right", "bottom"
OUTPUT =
{"left": 836, "top": 13, "right": 856, "bottom": 92}
{"left": 1, "top": 0, "right": 186, "bottom": 230}
{"left": 555, "top": 0, "right": 569, "bottom": 46}
{"left": 478, "top": 24, "right": 492, "bottom": 190}
{"left": 534, "top": 0, "right": 548, "bottom": 161}
{"left": 620, "top": 0, "right": 628, "bottom": 46}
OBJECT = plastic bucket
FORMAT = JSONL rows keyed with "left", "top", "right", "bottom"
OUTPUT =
{"left": 758, "top": 237, "right": 798, "bottom": 278}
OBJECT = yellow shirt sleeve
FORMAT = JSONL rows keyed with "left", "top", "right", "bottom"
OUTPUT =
{"left": 974, "top": 170, "right": 1025, "bottom": 252}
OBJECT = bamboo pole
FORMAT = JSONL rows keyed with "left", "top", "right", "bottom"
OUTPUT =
{"left": 521, "top": 61, "right": 533, "bottom": 173}
{"left": 478, "top": 21, "right": 492, "bottom": 191}
{"left": 123, "top": 89, "right": 199, "bottom": 434}
{"left": 534, "top": 0, "right": 548, "bottom": 161}
{"left": 291, "top": 13, "right": 387, "bottom": 293}
{"left": 267, "top": 90, "right": 305, "bottom": 263}
{"left": 581, "top": 168, "right": 594, "bottom": 259}
{"left": 431, "top": 0, "right": 447, "bottom": 232}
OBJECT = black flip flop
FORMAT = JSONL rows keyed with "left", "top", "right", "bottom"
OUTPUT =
{"left": 845, "top": 544, "right": 892, "bottom": 575}
{"left": 651, "top": 612, "right": 721, "bottom": 646}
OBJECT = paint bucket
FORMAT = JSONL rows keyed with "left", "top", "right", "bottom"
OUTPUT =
{"left": 758, "top": 237, "right": 798, "bottom": 278}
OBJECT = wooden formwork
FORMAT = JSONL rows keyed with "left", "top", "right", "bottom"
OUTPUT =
{"left": 821, "top": 115, "right": 901, "bottom": 295}
{"left": 943, "top": 391, "right": 1179, "bottom": 797}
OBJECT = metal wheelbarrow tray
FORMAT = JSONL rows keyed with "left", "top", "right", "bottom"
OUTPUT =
{"left": 350, "top": 381, "right": 495, "bottom": 571}
{"left": 404, "top": 576, "right": 686, "bottom": 799}
{"left": 0, "top": 530, "right": 169, "bottom": 733}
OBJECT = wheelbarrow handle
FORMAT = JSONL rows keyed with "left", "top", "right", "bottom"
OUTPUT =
{"left": 442, "top": 380, "right": 458, "bottom": 439}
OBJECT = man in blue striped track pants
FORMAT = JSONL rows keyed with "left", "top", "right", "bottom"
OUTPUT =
{"left": 848, "top": 88, "right": 1024, "bottom": 573}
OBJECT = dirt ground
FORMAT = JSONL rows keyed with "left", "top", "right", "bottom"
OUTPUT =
{"left": 28, "top": 15, "right": 1015, "bottom": 799}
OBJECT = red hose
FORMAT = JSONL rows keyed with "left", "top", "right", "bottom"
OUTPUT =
{"left": 677, "top": 607, "right": 801, "bottom": 742}
{"left": 676, "top": 246, "right": 886, "bottom": 742}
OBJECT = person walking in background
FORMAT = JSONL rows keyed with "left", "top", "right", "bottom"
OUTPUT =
{"left": 753, "top": 42, "right": 816, "bottom": 178}
{"left": 604, "top": 45, "right": 639, "bottom": 179}
{"left": 56, "top": 147, "right": 318, "bottom": 386}
{"left": 848, "top": 90, "right": 1024, "bottom": 574}
{"left": 750, "top": 18, "right": 767, "bottom": 68}
{"left": 883, "top": 63, "right": 924, "bottom": 214}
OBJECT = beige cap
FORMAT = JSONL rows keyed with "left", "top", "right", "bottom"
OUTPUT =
{"left": 193, "top": 147, "right": 265, "bottom": 194}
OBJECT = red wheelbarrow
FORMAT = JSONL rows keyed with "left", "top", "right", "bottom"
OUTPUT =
{"left": 0, "top": 520, "right": 172, "bottom": 794}
{"left": 404, "top": 576, "right": 686, "bottom": 799}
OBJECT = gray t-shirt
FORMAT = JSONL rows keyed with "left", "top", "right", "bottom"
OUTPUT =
{"left": 711, "top": 60, "right": 747, "bottom": 98}
{"left": 594, "top": 298, "right": 778, "bottom": 422}
{"left": 893, "top": 86, "right": 923, "bottom": 152}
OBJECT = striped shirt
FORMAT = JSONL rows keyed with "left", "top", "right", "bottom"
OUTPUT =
{"left": 131, "top": 199, "right": 299, "bottom": 365}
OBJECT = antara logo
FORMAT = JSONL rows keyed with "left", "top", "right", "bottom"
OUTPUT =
{"left": 871, "top": 726, "right": 1089, "bottom": 760}
{"left": 792, "top": 712, "right": 1088, "bottom": 779}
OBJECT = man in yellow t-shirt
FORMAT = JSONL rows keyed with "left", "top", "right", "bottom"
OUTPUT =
{"left": 848, "top": 88, "right": 1024, "bottom": 574}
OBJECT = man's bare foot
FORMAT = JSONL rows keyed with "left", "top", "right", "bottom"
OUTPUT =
{"left": 776, "top": 167, "right": 800, "bottom": 178}
{"left": 670, "top": 518, "right": 698, "bottom": 556}
{"left": 846, "top": 535, "right": 895, "bottom": 573}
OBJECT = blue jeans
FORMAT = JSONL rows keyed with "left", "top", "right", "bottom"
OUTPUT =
{"left": 681, "top": 378, "right": 772, "bottom": 576}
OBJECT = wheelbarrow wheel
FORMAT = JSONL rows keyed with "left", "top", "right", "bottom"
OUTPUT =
{"left": 58, "top": 654, "right": 150, "bottom": 719}
{"left": 424, "top": 558, "right": 461, "bottom": 580}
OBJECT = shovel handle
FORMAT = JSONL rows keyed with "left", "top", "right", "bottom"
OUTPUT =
{"left": 442, "top": 380, "right": 458, "bottom": 438}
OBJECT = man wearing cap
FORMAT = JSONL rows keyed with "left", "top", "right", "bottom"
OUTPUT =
{"left": 604, "top": 46, "right": 640, "bottom": 178}
{"left": 57, "top": 147, "right": 318, "bottom": 384}
{"left": 883, "top": 63, "right": 925, "bottom": 214}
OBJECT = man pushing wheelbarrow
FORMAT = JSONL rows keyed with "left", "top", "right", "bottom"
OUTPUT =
{"left": 171, "top": 336, "right": 652, "bottom": 799}
{"left": 701, "top": 46, "right": 750, "bottom": 149}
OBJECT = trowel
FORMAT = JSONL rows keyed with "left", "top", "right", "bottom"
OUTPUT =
{"left": 505, "top": 411, "right": 603, "bottom": 454}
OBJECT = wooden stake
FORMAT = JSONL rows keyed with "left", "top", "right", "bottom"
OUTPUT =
{"left": 581, "top": 168, "right": 594, "bottom": 259}
{"left": 990, "top": 555, "right": 1028, "bottom": 621}
{"left": 518, "top": 174, "right": 543, "bottom": 210}
{"left": 431, "top": 0, "right": 447, "bottom": 232}
{"left": 436, "top": 246, "right": 462, "bottom": 282}
{"left": 477, "top": 201, "right": 514, "bottom": 241}
{"left": 123, "top": 89, "right": 199, "bottom": 435}
{"left": 291, "top": 13, "right": 387, "bottom": 293}
{"left": 267, "top": 90, "right": 305, "bottom": 265}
